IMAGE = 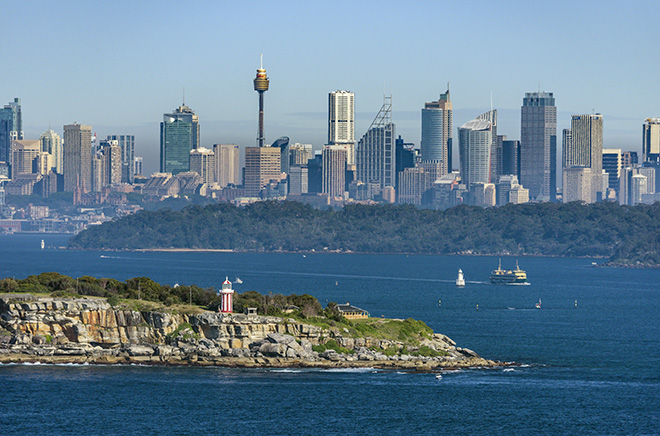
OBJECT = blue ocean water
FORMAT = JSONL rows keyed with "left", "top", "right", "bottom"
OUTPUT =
{"left": 1, "top": 233, "right": 659, "bottom": 435}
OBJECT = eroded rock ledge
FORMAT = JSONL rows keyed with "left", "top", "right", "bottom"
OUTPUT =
{"left": 0, "top": 294, "right": 501, "bottom": 370}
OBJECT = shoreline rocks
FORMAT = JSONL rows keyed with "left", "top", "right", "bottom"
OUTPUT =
{"left": 0, "top": 294, "right": 504, "bottom": 371}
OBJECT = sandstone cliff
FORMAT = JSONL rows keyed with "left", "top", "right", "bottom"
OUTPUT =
{"left": 0, "top": 294, "right": 499, "bottom": 370}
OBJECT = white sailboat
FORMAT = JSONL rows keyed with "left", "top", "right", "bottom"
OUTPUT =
{"left": 40, "top": 239, "right": 45, "bottom": 250}
{"left": 456, "top": 269, "right": 465, "bottom": 287}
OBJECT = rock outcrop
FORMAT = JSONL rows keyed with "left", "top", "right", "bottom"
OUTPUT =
{"left": 0, "top": 294, "right": 501, "bottom": 370}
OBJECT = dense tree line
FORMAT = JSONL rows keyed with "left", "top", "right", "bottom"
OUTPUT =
{"left": 68, "top": 201, "right": 660, "bottom": 265}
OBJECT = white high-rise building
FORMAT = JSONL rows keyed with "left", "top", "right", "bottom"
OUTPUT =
{"left": 458, "top": 114, "right": 492, "bottom": 186}
{"left": 213, "top": 144, "right": 240, "bottom": 188}
{"left": 563, "top": 166, "right": 592, "bottom": 203}
{"left": 190, "top": 147, "right": 215, "bottom": 185}
{"left": 328, "top": 90, "right": 355, "bottom": 165}
{"left": 39, "top": 129, "right": 63, "bottom": 174}
{"left": 631, "top": 174, "right": 648, "bottom": 205}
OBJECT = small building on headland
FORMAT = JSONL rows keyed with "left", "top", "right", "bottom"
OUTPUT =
{"left": 337, "top": 302, "right": 369, "bottom": 319}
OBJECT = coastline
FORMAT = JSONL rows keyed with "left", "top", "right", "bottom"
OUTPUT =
{"left": 0, "top": 294, "right": 504, "bottom": 372}
{"left": 0, "top": 353, "right": 504, "bottom": 371}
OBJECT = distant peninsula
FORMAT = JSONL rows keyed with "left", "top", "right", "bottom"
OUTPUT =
{"left": 68, "top": 201, "right": 660, "bottom": 266}
{"left": 0, "top": 273, "right": 497, "bottom": 370}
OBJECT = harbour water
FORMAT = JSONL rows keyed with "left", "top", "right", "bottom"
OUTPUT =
{"left": 1, "top": 234, "right": 659, "bottom": 435}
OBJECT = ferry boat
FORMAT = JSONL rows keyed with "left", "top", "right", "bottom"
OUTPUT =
{"left": 490, "top": 259, "right": 528, "bottom": 284}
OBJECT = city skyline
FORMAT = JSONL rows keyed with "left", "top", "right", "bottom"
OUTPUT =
{"left": 6, "top": 1, "right": 660, "bottom": 176}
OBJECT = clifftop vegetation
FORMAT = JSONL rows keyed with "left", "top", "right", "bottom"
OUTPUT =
{"left": 68, "top": 201, "right": 660, "bottom": 265}
{"left": 0, "top": 272, "right": 435, "bottom": 347}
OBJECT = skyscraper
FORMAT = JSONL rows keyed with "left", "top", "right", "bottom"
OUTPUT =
{"left": 567, "top": 114, "right": 603, "bottom": 201}
{"left": 421, "top": 89, "right": 452, "bottom": 175}
{"left": 520, "top": 91, "right": 557, "bottom": 201}
{"left": 561, "top": 128, "right": 572, "bottom": 168}
{"left": 0, "top": 98, "right": 23, "bottom": 168}
{"left": 213, "top": 144, "right": 240, "bottom": 188}
{"left": 501, "top": 139, "right": 521, "bottom": 179}
{"left": 94, "top": 139, "right": 122, "bottom": 190}
{"left": 322, "top": 145, "right": 346, "bottom": 198}
{"left": 190, "top": 147, "right": 215, "bottom": 185}
{"left": 244, "top": 146, "right": 281, "bottom": 196}
{"left": 328, "top": 90, "right": 355, "bottom": 165}
{"left": 642, "top": 118, "right": 660, "bottom": 164}
{"left": 10, "top": 140, "right": 41, "bottom": 176}
{"left": 355, "top": 96, "right": 396, "bottom": 191}
{"left": 39, "top": 129, "right": 63, "bottom": 174}
{"left": 562, "top": 166, "right": 592, "bottom": 203}
{"left": 602, "top": 149, "right": 622, "bottom": 194}
{"left": 271, "top": 137, "right": 290, "bottom": 173}
{"left": 476, "top": 109, "right": 498, "bottom": 182}
{"left": 63, "top": 123, "right": 92, "bottom": 192}
{"left": 254, "top": 56, "right": 270, "bottom": 147}
{"left": 458, "top": 114, "right": 492, "bottom": 186}
{"left": 160, "top": 103, "right": 199, "bottom": 175}
{"left": 106, "top": 135, "right": 135, "bottom": 183}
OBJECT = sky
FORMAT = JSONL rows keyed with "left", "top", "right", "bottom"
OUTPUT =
{"left": 5, "top": 1, "right": 660, "bottom": 175}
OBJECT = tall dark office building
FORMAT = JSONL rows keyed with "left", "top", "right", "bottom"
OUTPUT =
{"left": 307, "top": 153, "right": 323, "bottom": 193}
{"left": 642, "top": 118, "right": 660, "bottom": 164}
{"left": 520, "top": 92, "right": 557, "bottom": 201}
{"left": 501, "top": 139, "right": 521, "bottom": 180}
{"left": 0, "top": 98, "right": 23, "bottom": 169}
{"left": 421, "top": 89, "right": 452, "bottom": 176}
{"left": 271, "top": 137, "right": 290, "bottom": 174}
{"left": 395, "top": 135, "right": 415, "bottom": 189}
{"left": 160, "top": 103, "right": 199, "bottom": 175}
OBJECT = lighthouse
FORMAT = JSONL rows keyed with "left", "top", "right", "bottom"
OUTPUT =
{"left": 219, "top": 277, "right": 234, "bottom": 313}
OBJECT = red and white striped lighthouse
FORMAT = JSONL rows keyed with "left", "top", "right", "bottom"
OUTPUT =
{"left": 219, "top": 277, "right": 234, "bottom": 313}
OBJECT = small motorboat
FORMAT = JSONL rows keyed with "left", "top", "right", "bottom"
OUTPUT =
{"left": 235, "top": 277, "right": 243, "bottom": 284}
{"left": 535, "top": 299, "right": 542, "bottom": 309}
{"left": 435, "top": 374, "right": 443, "bottom": 380}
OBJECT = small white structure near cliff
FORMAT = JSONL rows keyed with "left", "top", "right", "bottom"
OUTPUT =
{"left": 219, "top": 278, "right": 234, "bottom": 313}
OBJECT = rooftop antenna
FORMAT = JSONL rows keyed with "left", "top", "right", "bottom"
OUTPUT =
{"left": 490, "top": 91, "right": 493, "bottom": 112}
{"left": 182, "top": 87, "right": 185, "bottom": 106}
{"left": 538, "top": 81, "right": 541, "bottom": 93}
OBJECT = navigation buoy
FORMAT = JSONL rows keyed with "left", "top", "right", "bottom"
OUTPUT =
{"left": 575, "top": 300, "right": 578, "bottom": 309}
{"left": 476, "top": 304, "right": 479, "bottom": 311}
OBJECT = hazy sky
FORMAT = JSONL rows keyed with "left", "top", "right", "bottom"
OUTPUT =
{"left": 6, "top": 1, "right": 660, "bottom": 175}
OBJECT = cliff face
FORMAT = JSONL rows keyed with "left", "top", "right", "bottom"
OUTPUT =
{"left": 0, "top": 294, "right": 497, "bottom": 369}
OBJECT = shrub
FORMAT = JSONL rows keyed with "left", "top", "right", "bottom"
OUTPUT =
{"left": 107, "top": 295, "right": 120, "bottom": 307}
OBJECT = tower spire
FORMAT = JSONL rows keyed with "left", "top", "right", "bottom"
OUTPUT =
{"left": 253, "top": 55, "right": 270, "bottom": 146}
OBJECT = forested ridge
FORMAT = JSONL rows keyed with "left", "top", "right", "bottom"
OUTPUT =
{"left": 68, "top": 201, "right": 660, "bottom": 265}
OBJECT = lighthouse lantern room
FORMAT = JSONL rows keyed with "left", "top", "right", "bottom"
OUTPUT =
{"left": 219, "top": 277, "right": 234, "bottom": 313}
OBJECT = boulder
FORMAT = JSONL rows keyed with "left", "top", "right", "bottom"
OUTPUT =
{"left": 456, "top": 347, "right": 479, "bottom": 358}
{"left": 267, "top": 333, "right": 295, "bottom": 345}
{"left": 259, "top": 342, "right": 287, "bottom": 357}
{"left": 319, "top": 350, "right": 342, "bottom": 361}
{"left": 126, "top": 345, "right": 155, "bottom": 357}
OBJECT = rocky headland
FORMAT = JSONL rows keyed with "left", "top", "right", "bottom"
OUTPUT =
{"left": 0, "top": 294, "right": 501, "bottom": 371}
